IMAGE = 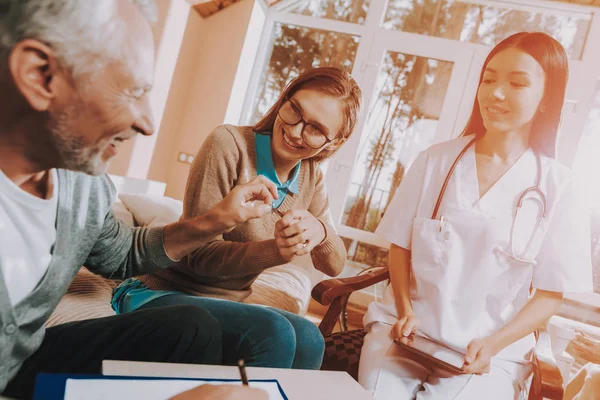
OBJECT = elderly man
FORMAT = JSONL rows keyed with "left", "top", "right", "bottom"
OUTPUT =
{"left": 0, "top": 0, "right": 274, "bottom": 398}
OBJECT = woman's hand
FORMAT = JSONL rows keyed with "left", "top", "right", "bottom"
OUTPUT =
{"left": 459, "top": 289, "right": 562, "bottom": 375}
{"left": 568, "top": 333, "right": 600, "bottom": 365}
{"left": 391, "top": 314, "right": 420, "bottom": 345}
{"left": 169, "top": 384, "right": 267, "bottom": 400}
{"left": 274, "top": 209, "right": 326, "bottom": 262}
{"left": 462, "top": 336, "right": 500, "bottom": 374}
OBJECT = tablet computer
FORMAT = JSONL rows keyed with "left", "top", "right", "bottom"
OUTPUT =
{"left": 395, "top": 335, "right": 466, "bottom": 374}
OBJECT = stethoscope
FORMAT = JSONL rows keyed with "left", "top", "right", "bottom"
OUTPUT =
{"left": 432, "top": 136, "right": 547, "bottom": 265}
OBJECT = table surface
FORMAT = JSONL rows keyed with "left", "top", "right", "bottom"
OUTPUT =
{"left": 103, "top": 360, "right": 372, "bottom": 400}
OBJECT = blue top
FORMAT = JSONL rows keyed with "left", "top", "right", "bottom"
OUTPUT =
{"left": 111, "top": 278, "right": 181, "bottom": 315}
{"left": 254, "top": 132, "right": 301, "bottom": 209}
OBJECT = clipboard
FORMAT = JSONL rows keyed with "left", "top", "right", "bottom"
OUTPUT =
{"left": 33, "top": 373, "right": 288, "bottom": 400}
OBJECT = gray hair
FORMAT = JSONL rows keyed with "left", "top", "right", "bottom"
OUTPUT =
{"left": 0, "top": 0, "right": 157, "bottom": 79}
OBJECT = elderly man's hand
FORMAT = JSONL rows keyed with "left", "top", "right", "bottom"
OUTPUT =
{"left": 163, "top": 175, "right": 278, "bottom": 261}
{"left": 169, "top": 384, "right": 268, "bottom": 400}
{"left": 210, "top": 175, "right": 278, "bottom": 231}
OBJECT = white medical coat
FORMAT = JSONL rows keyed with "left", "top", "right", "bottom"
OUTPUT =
{"left": 364, "top": 136, "right": 593, "bottom": 363}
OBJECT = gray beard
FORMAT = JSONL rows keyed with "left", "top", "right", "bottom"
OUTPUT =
{"left": 45, "top": 104, "right": 107, "bottom": 176}
{"left": 49, "top": 130, "right": 106, "bottom": 175}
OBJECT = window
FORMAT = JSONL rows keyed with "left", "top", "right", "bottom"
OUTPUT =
{"left": 560, "top": 80, "right": 600, "bottom": 327}
{"left": 340, "top": 52, "right": 455, "bottom": 272}
{"left": 288, "top": 0, "right": 371, "bottom": 24}
{"left": 247, "top": 23, "right": 359, "bottom": 124}
{"left": 383, "top": 0, "right": 592, "bottom": 59}
{"left": 587, "top": 84, "right": 600, "bottom": 294}
{"left": 574, "top": 80, "right": 600, "bottom": 292}
{"left": 342, "top": 53, "right": 453, "bottom": 234}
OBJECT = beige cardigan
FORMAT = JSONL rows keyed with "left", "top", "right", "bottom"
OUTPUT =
{"left": 140, "top": 125, "right": 346, "bottom": 301}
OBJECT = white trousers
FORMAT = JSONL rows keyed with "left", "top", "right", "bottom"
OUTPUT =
{"left": 358, "top": 323, "right": 532, "bottom": 400}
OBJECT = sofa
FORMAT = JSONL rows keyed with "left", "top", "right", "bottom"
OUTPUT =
{"left": 46, "top": 175, "right": 324, "bottom": 328}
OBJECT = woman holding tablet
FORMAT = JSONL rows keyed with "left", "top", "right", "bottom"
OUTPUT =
{"left": 358, "top": 32, "right": 592, "bottom": 399}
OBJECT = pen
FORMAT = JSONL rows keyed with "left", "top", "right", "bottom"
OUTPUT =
{"left": 238, "top": 359, "right": 249, "bottom": 386}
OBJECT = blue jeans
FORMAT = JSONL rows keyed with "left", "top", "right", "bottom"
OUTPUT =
{"left": 112, "top": 281, "right": 324, "bottom": 370}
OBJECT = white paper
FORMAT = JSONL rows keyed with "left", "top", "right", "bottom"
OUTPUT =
{"left": 64, "top": 379, "right": 285, "bottom": 400}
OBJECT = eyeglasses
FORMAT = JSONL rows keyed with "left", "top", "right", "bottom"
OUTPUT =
{"left": 278, "top": 99, "right": 333, "bottom": 149}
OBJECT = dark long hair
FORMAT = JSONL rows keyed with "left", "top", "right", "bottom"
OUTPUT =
{"left": 253, "top": 67, "right": 362, "bottom": 162}
{"left": 461, "top": 32, "right": 568, "bottom": 158}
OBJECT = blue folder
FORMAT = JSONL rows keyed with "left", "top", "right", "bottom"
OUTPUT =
{"left": 33, "top": 373, "right": 288, "bottom": 400}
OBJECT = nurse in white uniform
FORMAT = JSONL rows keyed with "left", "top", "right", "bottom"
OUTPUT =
{"left": 358, "top": 32, "right": 593, "bottom": 400}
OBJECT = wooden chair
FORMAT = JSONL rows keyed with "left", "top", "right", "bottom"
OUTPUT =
{"left": 312, "top": 267, "right": 564, "bottom": 400}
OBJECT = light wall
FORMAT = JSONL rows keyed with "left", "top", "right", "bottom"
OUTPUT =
{"left": 153, "top": 0, "right": 173, "bottom": 49}
{"left": 107, "top": 0, "right": 175, "bottom": 176}
{"left": 148, "top": 0, "right": 257, "bottom": 199}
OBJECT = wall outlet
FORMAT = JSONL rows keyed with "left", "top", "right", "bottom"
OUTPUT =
{"left": 177, "top": 152, "right": 195, "bottom": 165}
